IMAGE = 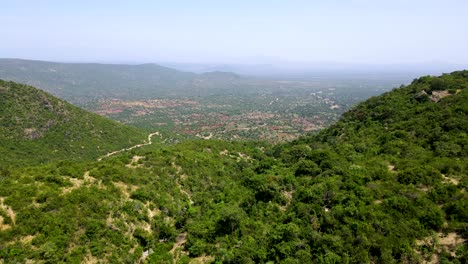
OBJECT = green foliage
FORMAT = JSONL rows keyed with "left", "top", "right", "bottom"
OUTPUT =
{"left": 294, "top": 159, "right": 321, "bottom": 177}
{"left": 0, "top": 71, "right": 467, "bottom": 263}
{"left": 0, "top": 80, "right": 146, "bottom": 166}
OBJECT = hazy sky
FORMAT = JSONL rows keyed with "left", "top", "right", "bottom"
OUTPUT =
{"left": 2, "top": 0, "right": 468, "bottom": 65}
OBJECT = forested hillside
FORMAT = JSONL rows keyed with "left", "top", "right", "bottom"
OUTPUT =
{"left": 0, "top": 80, "right": 147, "bottom": 166}
{"left": 0, "top": 72, "right": 466, "bottom": 263}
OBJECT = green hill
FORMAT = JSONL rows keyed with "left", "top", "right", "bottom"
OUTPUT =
{"left": 0, "top": 59, "right": 196, "bottom": 103}
{"left": 0, "top": 80, "right": 147, "bottom": 166}
{"left": 0, "top": 72, "right": 466, "bottom": 263}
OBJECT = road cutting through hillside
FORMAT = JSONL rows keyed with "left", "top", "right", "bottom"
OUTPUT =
{"left": 97, "top": 132, "right": 160, "bottom": 161}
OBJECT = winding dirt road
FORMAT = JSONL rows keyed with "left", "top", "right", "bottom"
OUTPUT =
{"left": 97, "top": 132, "right": 160, "bottom": 161}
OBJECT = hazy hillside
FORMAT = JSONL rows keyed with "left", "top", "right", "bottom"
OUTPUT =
{"left": 0, "top": 72, "right": 466, "bottom": 263}
{"left": 0, "top": 59, "right": 275, "bottom": 104}
{"left": 0, "top": 80, "right": 147, "bottom": 166}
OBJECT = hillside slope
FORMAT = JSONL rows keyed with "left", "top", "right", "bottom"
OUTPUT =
{"left": 275, "top": 70, "right": 468, "bottom": 262}
{"left": 0, "top": 80, "right": 147, "bottom": 166}
{"left": 0, "top": 72, "right": 466, "bottom": 263}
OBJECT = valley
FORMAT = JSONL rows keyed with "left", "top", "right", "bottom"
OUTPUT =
{"left": 85, "top": 79, "right": 396, "bottom": 142}
{"left": 2, "top": 1, "right": 467, "bottom": 263}
{"left": 0, "top": 71, "right": 467, "bottom": 263}
{"left": 0, "top": 59, "right": 406, "bottom": 142}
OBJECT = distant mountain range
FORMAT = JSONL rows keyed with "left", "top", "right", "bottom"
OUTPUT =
{"left": 0, "top": 59, "right": 269, "bottom": 104}
{"left": 2, "top": 58, "right": 444, "bottom": 107}
{"left": 162, "top": 61, "right": 468, "bottom": 80}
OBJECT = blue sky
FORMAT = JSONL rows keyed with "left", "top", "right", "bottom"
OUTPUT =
{"left": 2, "top": 0, "right": 468, "bottom": 65}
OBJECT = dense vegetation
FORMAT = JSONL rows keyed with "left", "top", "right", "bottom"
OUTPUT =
{"left": 0, "top": 80, "right": 147, "bottom": 166}
{"left": 0, "top": 71, "right": 467, "bottom": 263}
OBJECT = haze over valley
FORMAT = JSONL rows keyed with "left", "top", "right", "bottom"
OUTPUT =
{"left": 0, "top": 58, "right": 405, "bottom": 142}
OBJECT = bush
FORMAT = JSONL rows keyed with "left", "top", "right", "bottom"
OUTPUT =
{"left": 294, "top": 160, "right": 321, "bottom": 177}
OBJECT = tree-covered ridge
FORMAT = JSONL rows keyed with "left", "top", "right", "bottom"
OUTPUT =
{"left": 0, "top": 59, "right": 196, "bottom": 103}
{"left": 0, "top": 59, "right": 267, "bottom": 104}
{"left": 0, "top": 80, "right": 147, "bottom": 166}
{"left": 0, "top": 71, "right": 467, "bottom": 263}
